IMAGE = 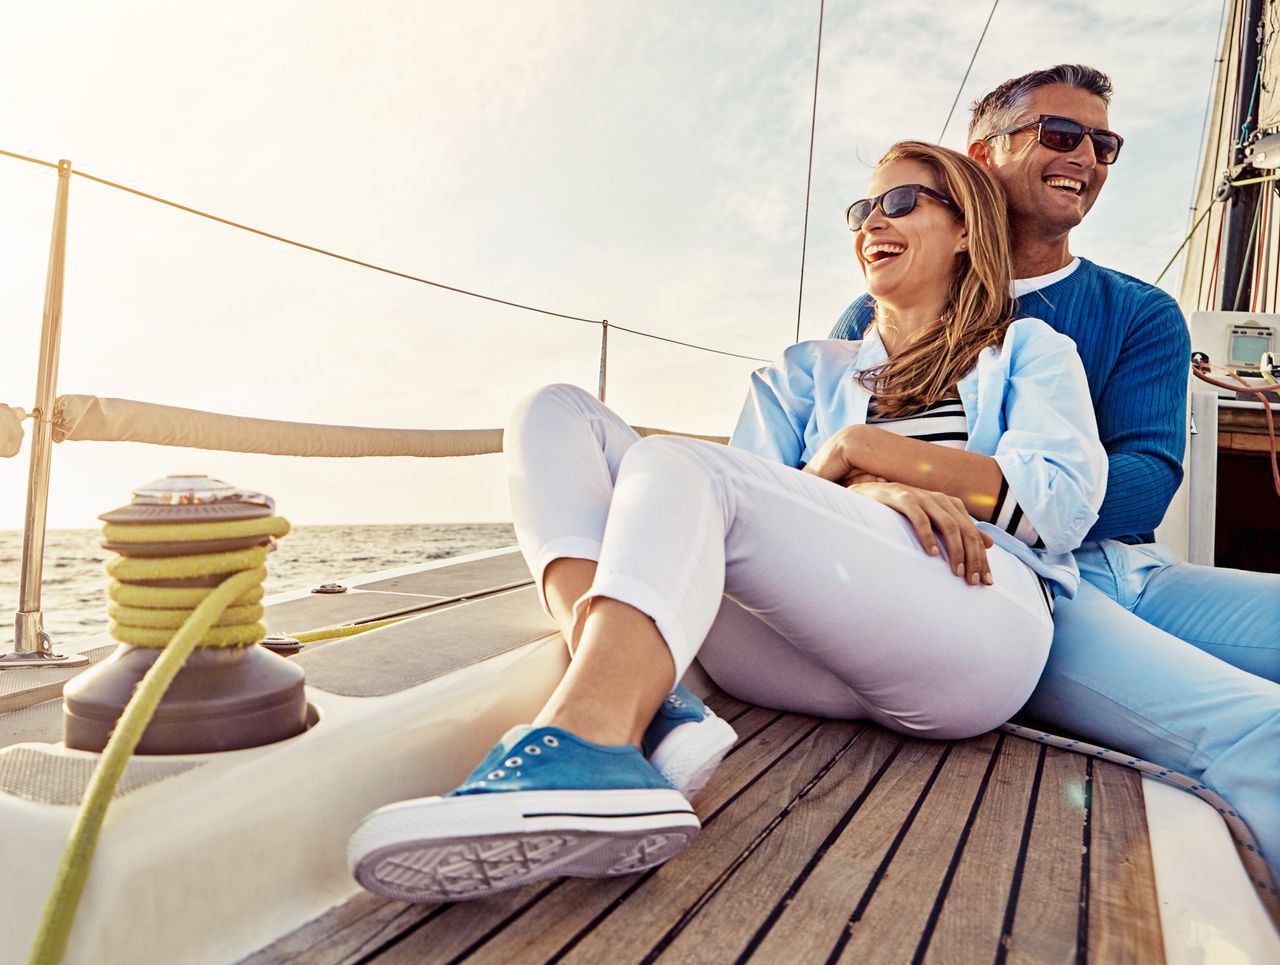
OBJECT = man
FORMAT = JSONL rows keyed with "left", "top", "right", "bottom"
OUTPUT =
{"left": 831, "top": 65, "right": 1280, "bottom": 880}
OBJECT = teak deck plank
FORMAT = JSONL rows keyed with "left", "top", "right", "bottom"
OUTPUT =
{"left": 240, "top": 891, "right": 435, "bottom": 965}
{"left": 250, "top": 713, "right": 1169, "bottom": 965}
{"left": 746, "top": 737, "right": 947, "bottom": 963}
{"left": 920, "top": 733, "right": 1042, "bottom": 964}
{"left": 654, "top": 724, "right": 898, "bottom": 964}
{"left": 1005, "top": 747, "right": 1087, "bottom": 964}
{"left": 834, "top": 732, "right": 1003, "bottom": 964}
{"left": 562, "top": 720, "right": 868, "bottom": 965}
{"left": 1087, "top": 761, "right": 1165, "bottom": 963}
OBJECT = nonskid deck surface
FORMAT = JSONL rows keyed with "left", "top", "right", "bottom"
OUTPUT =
{"left": 248, "top": 693, "right": 1165, "bottom": 965}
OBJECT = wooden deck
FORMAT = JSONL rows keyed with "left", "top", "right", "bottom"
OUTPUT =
{"left": 249, "top": 692, "right": 1164, "bottom": 965}
{"left": 0, "top": 549, "right": 1168, "bottom": 962}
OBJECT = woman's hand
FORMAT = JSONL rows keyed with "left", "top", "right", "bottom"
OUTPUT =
{"left": 848, "top": 481, "right": 994, "bottom": 585}
{"left": 801, "top": 425, "right": 874, "bottom": 486}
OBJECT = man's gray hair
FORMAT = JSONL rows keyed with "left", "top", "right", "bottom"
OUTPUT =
{"left": 967, "top": 65, "right": 1113, "bottom": 144}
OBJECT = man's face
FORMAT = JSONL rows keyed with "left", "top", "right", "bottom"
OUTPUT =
{"left": 973, "top": 84, "right": 1112, "bottom": 240}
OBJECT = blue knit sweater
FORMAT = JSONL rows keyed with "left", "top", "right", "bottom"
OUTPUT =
{"left": 829, "top": 258, "right": 1190, "bottom": 544}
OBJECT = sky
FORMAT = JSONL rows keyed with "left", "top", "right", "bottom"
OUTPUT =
{"left": 0, "top": 0, "right": 1227, "bottom": 531}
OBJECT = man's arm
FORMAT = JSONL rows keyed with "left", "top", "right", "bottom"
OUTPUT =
{"left": 1086, "top": 293, "right": 1189, "bottom": 542}
{"left": 829, "top": 294, "right": 876, "bottom": 340}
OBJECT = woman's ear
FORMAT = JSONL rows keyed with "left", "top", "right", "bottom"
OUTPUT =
{"left": 956, "top": 228, "right": 969, "bottom": 254}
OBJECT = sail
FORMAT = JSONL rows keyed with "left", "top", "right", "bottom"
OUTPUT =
{"left": 1180, "top": 0, "right": 1280, "bottom": 315}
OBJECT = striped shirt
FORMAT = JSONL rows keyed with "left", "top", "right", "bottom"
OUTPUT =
{"left": 832, "top": 258, "right": 1191, "bottom": 544}
{"left": 867, "top": 395, "right": 1043, "bottom": 548}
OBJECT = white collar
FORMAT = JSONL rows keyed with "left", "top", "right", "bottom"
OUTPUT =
{"left": 1013, "top": 257, "right": 1080, "bottom": 296}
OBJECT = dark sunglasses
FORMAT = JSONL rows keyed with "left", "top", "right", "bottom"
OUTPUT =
{"left": 845, "top": 183, "right": 957, "bottom": 232}
{"left": 985, "top": 114, "right": 1124, "bottom": 165}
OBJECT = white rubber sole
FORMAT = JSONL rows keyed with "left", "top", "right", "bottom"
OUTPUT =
{"left": 348, "top": 788, "right": 699, "bottom": 902}
{"left": 649, "top": 711, "right": 738, "bottom": 800}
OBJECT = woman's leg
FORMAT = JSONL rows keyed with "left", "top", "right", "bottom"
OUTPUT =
{"left": 505, "top": 383, "right": 735, "bottom": 791}
{"left": 350, "top": 428, "right": 1050, "bottom": 903}
{"left": 504, "top": 383, "right": 638, "bottom": 641}
{"left": 554, "top": 434, "right": 1052, "bottom": 741}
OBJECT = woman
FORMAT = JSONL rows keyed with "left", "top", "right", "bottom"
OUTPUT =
{"left": 347, "top": 141, "right": 1107, "bottom": 902}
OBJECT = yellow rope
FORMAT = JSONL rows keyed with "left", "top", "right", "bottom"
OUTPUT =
{"left": 108, "top": 581, "right": 264, "bottom": 609}
{"left": 108, "top": 601, "right": 263, "bottom": 629}
{"left": 290, "top": 614, "right": 410, "bottom": 643}
{"left": 106, "top": 546, "right": 269, "bottom": 581}
{"left": 29, "top": 567, "right": 264, "bottom": 964}
{"left": 101, "top": 516, "right": 290, "bottom": 544}
{"left": 28, "top": 515, "right": 291, "bottom": 963}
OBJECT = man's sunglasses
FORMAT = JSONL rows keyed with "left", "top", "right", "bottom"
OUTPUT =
{"left": 845, "top": 184, "right": 957, "bottom": 232}
{"left": 985, "top": 114, "right": 1124, "bottom": 165}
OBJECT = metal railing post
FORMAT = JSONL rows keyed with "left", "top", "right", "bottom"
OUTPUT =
{"left": 597, "top": 319, "right": 608, "bottom": 402}
{"left": 1, "top": 159, "right": 90, "bottom": 669}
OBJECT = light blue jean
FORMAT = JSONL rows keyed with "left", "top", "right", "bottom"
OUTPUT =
{"left": 1022, "top": 540, "right": 1280, "bottom": 878}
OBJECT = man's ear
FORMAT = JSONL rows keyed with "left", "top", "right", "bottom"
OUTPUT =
{"left": 968, "top": 139, "right": 992, "bottom": 168}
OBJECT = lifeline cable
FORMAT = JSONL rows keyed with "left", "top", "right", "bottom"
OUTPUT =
{"left": 0, "top": 148, "right": 770, "bottom": 366}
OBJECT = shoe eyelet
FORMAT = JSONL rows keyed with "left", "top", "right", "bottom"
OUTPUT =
{"left": 488, "top": 769, "right": 505, "bottom": 779}
{"left": 525, "top": 745, "right": 541, "bottom": 755}
{"left": 505, "top": 756, "right": 523, "bottom": 767}
{"left": 543, "top": 735, "right": 559, "bottom": 747}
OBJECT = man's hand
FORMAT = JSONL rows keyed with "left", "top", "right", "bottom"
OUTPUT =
{"left": 847, "top": 481, "right": 994, "bottom": 585}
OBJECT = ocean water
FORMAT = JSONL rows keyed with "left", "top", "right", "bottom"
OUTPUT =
{"left": 0, "top": 523, "right": 517, "bottom": 649}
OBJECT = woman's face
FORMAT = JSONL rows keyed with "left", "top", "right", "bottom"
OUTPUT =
{"left": 855, "top": 158, "right": 968, "bottom": 310}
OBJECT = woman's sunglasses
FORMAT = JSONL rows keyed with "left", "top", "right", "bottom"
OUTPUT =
{"left": 985, "top": 114, "right": 1124, "bottom": 165}
{"left": 845, "top": 184, "right": 957, "bottom": 232}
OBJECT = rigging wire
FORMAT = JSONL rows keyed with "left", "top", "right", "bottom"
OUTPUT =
{"left": 1155, "top": 201, "right": 1222, "bottom": 285}
{"left": 793, "top": 0, "right": 826, "bottom": 345}
{"left": 937, "top": 0, "right": 1001, "bottom": 143}
{"left": 610, "top": 324, "right": 769, "bottom": 363}
{"left": 0, "top": 147, "right": 770, "bottom": 364}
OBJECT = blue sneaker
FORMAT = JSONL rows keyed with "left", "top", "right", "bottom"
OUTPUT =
{"left": 348, "top": 725, "right": 699, "bottom": 902}
{"left": 641, "top": 684, "right": 737, "bottom": 800}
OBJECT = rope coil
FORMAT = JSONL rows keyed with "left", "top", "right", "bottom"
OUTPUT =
{"left": 103, "top": 516, "right": 290, "bottom": 649}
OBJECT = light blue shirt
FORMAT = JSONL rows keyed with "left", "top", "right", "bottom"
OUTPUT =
{"left": 729, "top": 317, "right": 1108, "bottom": 597}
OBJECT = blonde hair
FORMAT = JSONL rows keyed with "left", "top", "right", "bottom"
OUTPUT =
{"left": 858, "top": 140, "right": 1018, "bottom": 418}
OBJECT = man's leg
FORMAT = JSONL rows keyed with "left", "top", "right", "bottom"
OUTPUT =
{"left": 1023, "top": 581, "right": 1280, "bottom": 877}
{"left": 1077, "top": 542, "right": 1280, "bottom": 683}
{"left": 1131, "top": 562, "right": 1280, "bottom": 684}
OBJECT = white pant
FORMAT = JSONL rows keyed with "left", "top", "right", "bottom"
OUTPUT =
{"left": 507, "top": 384, "right": 1053, "bottom": 740}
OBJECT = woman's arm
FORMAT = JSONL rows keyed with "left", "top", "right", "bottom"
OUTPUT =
{"left": 803, "top": 426, "right": 1005, "bottom": 521}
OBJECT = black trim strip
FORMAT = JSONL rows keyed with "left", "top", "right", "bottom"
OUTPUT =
{"left": 825, "top": 745, "right": 955, "bottom": 962}
{"left": 993, "top": 744, "right": 1048, "bottom": 964}
{"left": 734, "top": 739, "right": 907, "bottom": 963}
{"left": 546, "top": 719, "right": 828, "bottom": 964}
{"left": 1077, "top": 758, "right": 1093, "bottom": 965}
{"left": 644, "top": 724, "right": 872, "bottom": 964}
{"left": 910, "top": 734, "right": 1006, "bottom": 963}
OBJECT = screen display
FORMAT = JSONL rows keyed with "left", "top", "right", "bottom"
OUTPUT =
{"left": 1230, "top": 333, "right": 1271, "bottom": 366}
